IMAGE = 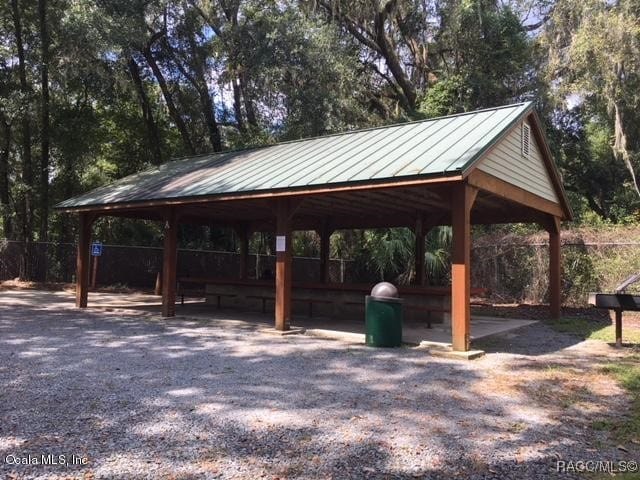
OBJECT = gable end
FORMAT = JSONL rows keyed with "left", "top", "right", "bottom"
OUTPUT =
{"left": 477, "top": 120, "right": 559, "bottom": 203}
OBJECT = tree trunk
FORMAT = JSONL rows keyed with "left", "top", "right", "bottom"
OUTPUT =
{"left": 128, "top": 56, "right": 163, "bottom": 164}
{"left": 373, "top": 5, "right": 417, "bottom": 111}
{"left": 11, "top": 0, "right": 34, "bottom": 280}
{"left": 163, "top": 34, "right": 223, "bottom": 152}
{"left": 0, "top": 115, "right": 11, "bottom": 238}
{"left": 37, "top": 0, "right": 50, "bottom": 281}
{"left": 197, "top": 83, "right": 222, "bottom": 152}
{"left": 57, "top": 166, "right": 75, "bottom": 281}
{"left": 613, "top": 102, "right": 640, "bottom": 198}
{"left": 142, "top": 47, "right": 196, "bottom": 155}
{"left": 232, "top": 78, "right": 245, "bottom": 133}
{"left": 316, "top": 0, "right": 417, "bottom": 113}
{"left": 187, "top": 35, "right": 222, "bottom": 152}
{"left": 239, "top": 72, "right": 258, "bottom": 127}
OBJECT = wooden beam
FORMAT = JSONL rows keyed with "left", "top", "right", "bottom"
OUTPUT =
{"left": 328, "top": 214, "right": 419, "bottom": 230}
{"left": 57, "top": 175, "right": 463, "bottom": 213}
{"left": 400, "top": 189, "right": 450, "bottom": 211}
{"left": 318, "top": 219, "right": 333, "bottom": 283}
{"left": 161, "top": 208, "right": 179, "bottom": 317}
{"left": 467, "top": 169, "right": 565, "bottom": 219}
{"left": 414, "top": 217, "right": 426, "bottom": 286}
{"left": 352, "top": 190, "right": 420, "bottom": 213}
{"left": 75, "top": 212, "right": 96, "bottom": 308}
{"left": 275, "top": 198, "right": 293, "bottom": 330}
{"left": 304, "top": 197, "right": 361, "bottom": 216}
{"left": 541, "top": 215, "right": 562, "bottom": 320}
{"left": 451, "top": 183, "right": 478, "bottom": 352}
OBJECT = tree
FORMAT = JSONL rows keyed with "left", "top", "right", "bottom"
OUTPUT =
{"left": 542, "top": 0, "right": 640, "bottom": 199}
{"left": 430, "top": 0, "right": 532, "bottom": 109}
{"left": 310, "top": 0, "right": 434, "bottom": 114}
{"left": 10, "top": 0, "right": 35, "bottom": 279}
{"left": 311, "top": 0, "right": 534, "bottom": 118}
{"left": 549, "top": 106, "right": 635, "bottom": 221}
{"left": 38, "top": 0, "right": 50, "bottom": 245}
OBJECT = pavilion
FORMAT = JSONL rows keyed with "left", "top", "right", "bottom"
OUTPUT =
{"left": 56, "top": 101, "right": 572, "bottom": 352}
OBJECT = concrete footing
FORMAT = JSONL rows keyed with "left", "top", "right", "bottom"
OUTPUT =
{"left": 258, "top": 327, "right": 306, "bottom": 336}
{"left": 420, "top": 341, "right": 485, "bottom": 360}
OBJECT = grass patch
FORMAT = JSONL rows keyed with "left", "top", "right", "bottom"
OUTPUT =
{"left": 549, "top": 317, "right": 640, "bottom": 344}
{"left": 597, "top": 355, "right": 640, "bottom": 443}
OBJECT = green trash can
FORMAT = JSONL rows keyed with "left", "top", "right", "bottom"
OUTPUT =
{"left": 365, "top": 282, "right": 403, "bottom": 347}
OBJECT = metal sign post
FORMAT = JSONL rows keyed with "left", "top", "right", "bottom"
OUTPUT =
{"left": 90, "top": 242, "right": 102, "bottom": 289}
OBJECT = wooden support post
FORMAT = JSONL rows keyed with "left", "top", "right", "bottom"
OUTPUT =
{"left": 414, "top": 217, "right": 426, "bottom": 286}
{"left": 318, "top": 219, "right": 332, "bottom": 284}
{"left": 75, "top": 212, "right": 95, "bottom": 308}
{"left": 549, "top": 218, "right": 561, "bottom": 320}
{"left": 161, "top": 208, "right": 179, "bottom": 317}
{"left": 451, "top": 184, "right": 477, "bottom": 352}
{"left": 238, "top": 224, "right": 249, "bottom": 280}
{"left": 540, "top": 215, "right": 562, "bottom": 320}
{"left": 275, "top": 199, "right": 294, "bottom": 330}
{"left": 615, "top": 309, "right": 623, "bottom": 347}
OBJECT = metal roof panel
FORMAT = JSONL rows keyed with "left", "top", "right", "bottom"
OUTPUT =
{"left": 56, "top": 102, "right": 534, "bottom": 209}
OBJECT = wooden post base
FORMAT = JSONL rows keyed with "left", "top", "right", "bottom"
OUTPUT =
{"left": 161, "top": 209, "right": 178, "bottom": 317}
{"left": 615, "top": 309, "right": 623, "bottom": 348}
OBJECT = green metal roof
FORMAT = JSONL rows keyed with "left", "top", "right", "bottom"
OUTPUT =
{"left": 57, "top": 102, "right": 534, "bottom": 209}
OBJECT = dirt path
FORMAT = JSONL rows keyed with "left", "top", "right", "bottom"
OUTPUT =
{"left": 0, "top": 290, "right": 638, "bottom": 479}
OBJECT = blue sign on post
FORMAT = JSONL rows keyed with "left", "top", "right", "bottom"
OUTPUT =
{"left": 91, "top": 242, "right": 103, "bottom": 257}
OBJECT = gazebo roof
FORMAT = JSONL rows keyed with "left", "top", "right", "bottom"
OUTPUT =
{"left": 57, "top": 102, "right": 543, "bottom": 210}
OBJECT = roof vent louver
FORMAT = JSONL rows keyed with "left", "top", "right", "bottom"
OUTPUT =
{"left": 521, "top": 123, "right": 531, "bottom": 157}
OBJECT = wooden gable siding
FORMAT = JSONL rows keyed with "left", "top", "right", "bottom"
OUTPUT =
{"left": 477, "top": 120, "right": 559, "bottom": 203}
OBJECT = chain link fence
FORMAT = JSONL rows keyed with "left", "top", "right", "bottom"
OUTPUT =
{"left": 0, "top": 240, "right": 364, "bottom": 288}
{"left": 2, "top": 238, "right": 639, "bottom": 306}
{"left": 472, "top": 241, "right": 640, "bottom": 306}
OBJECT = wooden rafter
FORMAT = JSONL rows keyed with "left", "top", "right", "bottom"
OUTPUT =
{"left": 467, "top": 170, "right": 565, "bottom": 219}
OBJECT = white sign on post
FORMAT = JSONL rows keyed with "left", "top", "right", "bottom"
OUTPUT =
{"left": 275, "top": 235, "right": 286, "bottom": 252}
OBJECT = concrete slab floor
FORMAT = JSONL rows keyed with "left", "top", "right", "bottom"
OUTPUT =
{"left": 294, "top": 315, "right": 537, "bottom": 349}
{"left": 5, "top": 290, "right": 537, "bottom": 349}
{"left": 86, "top": 294, "right": 537, "bottom": 348}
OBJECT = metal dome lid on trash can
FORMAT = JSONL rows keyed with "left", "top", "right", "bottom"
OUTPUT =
{"left": 369, "top": 282, "right": 402, "bottom": 302}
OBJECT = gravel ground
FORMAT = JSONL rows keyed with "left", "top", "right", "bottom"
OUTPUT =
{"left": 0, "top": 291, "right": 638, "bottom": 479}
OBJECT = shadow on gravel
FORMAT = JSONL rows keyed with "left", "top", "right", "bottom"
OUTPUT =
{"left": 473, "top": 322, "right": 586, "bottom": 355}
{"left": 0, "top": 300, "right": 635, "bottom": 479}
